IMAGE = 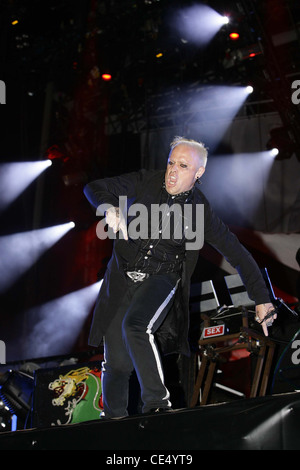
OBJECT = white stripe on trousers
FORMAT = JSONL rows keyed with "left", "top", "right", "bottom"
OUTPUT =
{"left": 146, "top": 279, "right": 180, "bottom": 402}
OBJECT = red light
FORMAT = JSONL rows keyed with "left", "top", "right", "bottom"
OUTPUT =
{"left": 102, "top": 73, "right": 112, "bottom": 81}
{"left": 249, "top": 52, "right": 256, "bottom": 58}
{"left": 229, "top": 32, "right": 239, "bottom": 40}
{"left": 47, "top": 145, "right": 69, "bottom": 163}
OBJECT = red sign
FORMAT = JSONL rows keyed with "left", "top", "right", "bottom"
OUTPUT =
{"left": 203, "top": 324, "right": 225, "bottom": 339}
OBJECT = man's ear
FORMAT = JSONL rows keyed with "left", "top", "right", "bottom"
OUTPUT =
{"left": 196, "top": 166, "right": 205, "bottom": 179}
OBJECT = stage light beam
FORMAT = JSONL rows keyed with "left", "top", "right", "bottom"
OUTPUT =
{"left": 0, "top": 222, "right": 75, "bottom": 293}
{"left": 202, "top": 151, "right": 276, "bottom": 225}
{"left": 23, "top": 281, "right": 102, "bottom": 358}
{"left": 0, "top": 160, "right": 52, "bottom": 212}
{"left": 186, "top": 85, "right": 256, "bottom": 151}
{"left": 172, "top": 5, "right": 230, "bottom": 46}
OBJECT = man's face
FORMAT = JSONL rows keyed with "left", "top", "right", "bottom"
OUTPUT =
{"left": 164, "top": 144, "right": 205, "bottom": 195}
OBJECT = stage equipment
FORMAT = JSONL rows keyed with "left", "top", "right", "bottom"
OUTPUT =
{"left": 189, "top": 270, "right": 286, "bottom": 407}
{"left": 190, "top": 306, "right": 276, "bottom": 406}
{"left": 31, "top": 362, "right": 103, "bottom": 428}
{"left": 0, "top": 370, "right": 34, "bottom": 425}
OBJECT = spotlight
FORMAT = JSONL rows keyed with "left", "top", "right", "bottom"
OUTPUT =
{"left": 266, "top": 127, "right": 295, "bottom": 160}
{"left": 102, "top": 73, "right": 112, "bottom": 81}
{"left": 173, "top": 5, "right": 231, "bottom": 46}
{"left": 229, "top": 32, "right": 239, "bottom": 40}
{"left": 245, "top": 85, "right": 254, "bottom": 94}
{"left": 269, "top": 148, "right": 279, "bottom": 157}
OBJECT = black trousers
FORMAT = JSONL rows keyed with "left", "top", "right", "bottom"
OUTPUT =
{"left": 101, "top": 271, "right": 180, "bottom": 418}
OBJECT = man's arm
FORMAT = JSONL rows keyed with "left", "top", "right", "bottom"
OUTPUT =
{"left": 201, "top": 193, "right": 276, "bottom": 335}
{"left": 84, "top": 170, "right": 146, "bottom": 240}
{"left": 84, "top": 172, "right": 141, "bottom": 208}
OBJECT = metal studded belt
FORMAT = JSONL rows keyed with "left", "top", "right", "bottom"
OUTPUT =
{"left": 126, "top": 271, "right": 149, "bottom": 282}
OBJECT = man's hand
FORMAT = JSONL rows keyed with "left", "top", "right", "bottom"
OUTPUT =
{"left": 255, "top": 303, "right": 277, "bottom": 336}
{"left": 105, "top": 207, "right": 128, "bottom": 240}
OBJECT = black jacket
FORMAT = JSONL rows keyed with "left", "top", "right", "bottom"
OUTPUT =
{"left": 84, "top": 169, "right": 271, "bottom": 356}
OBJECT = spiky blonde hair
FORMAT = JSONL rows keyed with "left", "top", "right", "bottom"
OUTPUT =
{"left": 170, "top": 136, "right": 208, "bottom": 168}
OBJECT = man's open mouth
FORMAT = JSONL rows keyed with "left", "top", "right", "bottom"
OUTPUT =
{"left": 167, "top": 175, "right": 177, "bottom": 186}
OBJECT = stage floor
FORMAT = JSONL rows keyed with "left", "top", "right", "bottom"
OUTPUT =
{"left": 0, "top": 391, "right": 300, "bottom": 451}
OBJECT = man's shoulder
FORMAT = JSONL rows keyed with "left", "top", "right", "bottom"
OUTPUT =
{"left": 139, "top": 168, "right": 164, "bottom": 178}
{"left": 193, "top": 186, "right": 209, "bottom": 204}
{"left": 137, "top": 168, "right": 164, "bottom": 184}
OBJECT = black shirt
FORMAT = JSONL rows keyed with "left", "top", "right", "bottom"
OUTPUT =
{"left": 122, "top": 184, "right": 194, "bottom": 275}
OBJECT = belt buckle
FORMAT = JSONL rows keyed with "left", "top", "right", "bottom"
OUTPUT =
{"left": 127, "top": 271, "right": 147, "bottom": 282}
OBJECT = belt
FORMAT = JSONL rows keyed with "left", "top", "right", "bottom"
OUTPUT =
{"left": 126, "top": 271, "right": 149, "bottom": 282}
